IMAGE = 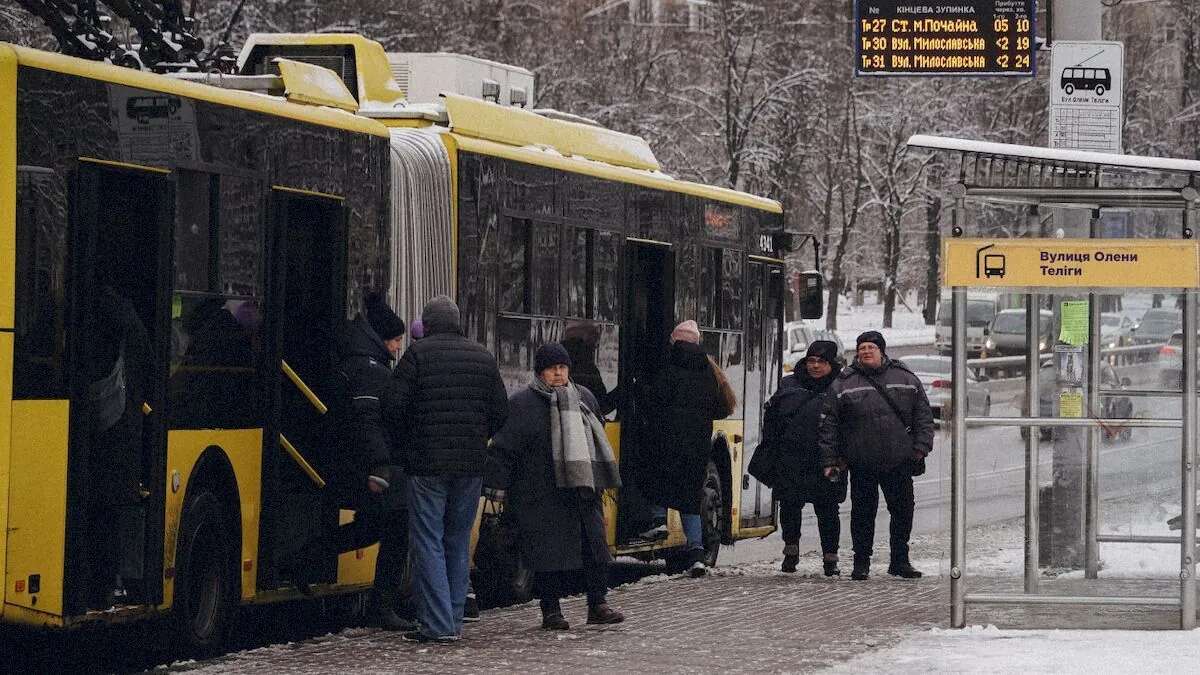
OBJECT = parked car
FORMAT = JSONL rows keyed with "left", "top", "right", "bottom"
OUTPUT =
{"left": 782, "top": 321, "right": 846, "bottom": 373}
{"left": 982, "top": 308, "right": 1054, "bottom": 358}
{"left": 1100, "top": 312, "right": 1136, "bottom": 350}
{"left": 1020, "top": 362, "right": 1133, "bottom": 443}
{"left": 1132, "top": 308, "right": 1181, "bottom": 345}
{"left": 902, "top": 355, "right": 990, "bottom": 420}
{"left": 935, "top": 297, "right": 998, "bottom": 356}
{"left": 1157, "top": 330, "right": 1195, "bottom": 388}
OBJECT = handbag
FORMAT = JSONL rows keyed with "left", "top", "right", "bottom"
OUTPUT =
{"left": 86, "top": 342, "right": 127, "bottom": 434}
{"left": 861, "top": 372, "right": 926, "bottom": 477}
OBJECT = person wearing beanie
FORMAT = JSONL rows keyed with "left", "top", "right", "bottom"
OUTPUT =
{"left": 819, "top": 329, "right": 934, "bottom": 581}
{"left": 383, "top": 295, "right": 508, "bottom": 643}
{"left": 284, "top": 292, "right": 411, "bottom": 629}
{"left": 637, "top": 319, "right": 736, "bottom": 577}
{"left": 754, "top": 340, "right": 847, "bottom": 575}
{"left": 670, "top": 319, "right": 701, "bottom": 344}
{"left": 487, "top": 343, "right": 624, "bottom": 630}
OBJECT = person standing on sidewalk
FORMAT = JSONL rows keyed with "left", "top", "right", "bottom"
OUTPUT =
{"left": 383, "top": 295, "right": 508, "bottom": 643}
{"left": 763, "top": 340, "right": 847, "bottom": 576}
{"left": 818, "top": 331, "right": 933, "bottom": 581}
{"left": 639, "top": 320, "right": 735, "bottom": 577}
{"left": 488, "top": 343, "right": 625, "bottom": 630}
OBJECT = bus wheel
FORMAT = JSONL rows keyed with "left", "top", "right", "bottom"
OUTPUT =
{"left": 173, "top": 490, "right": 236, "bottom": 655}
{"left": 1095, "top": 84, "right": 1105, "bottom": 96}
{"left": 699, "top": 460, "right": 723, "bottom": 568}
{"left": 1064, "top": 83, "right": 1075, "bottom": 95}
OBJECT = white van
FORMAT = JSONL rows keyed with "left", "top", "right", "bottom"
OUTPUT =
{"left": 935, "top": 297, "right": 997, "bottom": 356}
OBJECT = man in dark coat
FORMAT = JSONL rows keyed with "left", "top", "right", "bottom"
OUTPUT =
{"left": 639, "top": 320, "right": 734, "bottom": 577}
{"left": 316, "top": 293, "right": 411, "bottom": 629}
{"left": 383, "top": 295, "right": 508, "bottom": 643}
{"left": 763, "top": 340, "right": 847, "bottom": 575}
{"left": 83, "top": 285, "right": 153, "bottom": 609}
{"left": 819, "top": 331, "right": 934, "bottom": 581}
{"left": 488, "top": 343, "right": 625, "bottom": 630}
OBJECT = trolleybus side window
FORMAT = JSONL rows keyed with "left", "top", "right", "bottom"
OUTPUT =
{"left": 13, "top": 167, "right": 69, "bottom": 399}
{"left": 167, "top": 171, "right": 264, "bottom": 429}
{"left": 500, "top": 217, "right": 531, "bottom": 314}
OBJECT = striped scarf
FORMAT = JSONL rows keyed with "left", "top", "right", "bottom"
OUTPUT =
{"left": 529, "top": 378, "right": 622, "bottom": 493}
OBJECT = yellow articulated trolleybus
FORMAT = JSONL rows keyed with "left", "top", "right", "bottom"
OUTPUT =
{"left": 0, "top": 33, "right": 819, "bottom": 645}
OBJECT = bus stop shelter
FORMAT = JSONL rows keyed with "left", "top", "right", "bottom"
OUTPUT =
{"left": 908, "top": 135, "right": 1200, "bottom": 629}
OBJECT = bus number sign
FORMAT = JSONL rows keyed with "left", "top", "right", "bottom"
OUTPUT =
{"left": 855, "top": 0, "right": 1036, "bottom": 77}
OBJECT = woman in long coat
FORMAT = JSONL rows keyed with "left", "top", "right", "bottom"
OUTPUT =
{"left": 638, "top": 320, "right": 734, "bottom": 576}
{"left": 488, "top": 343, "right": 624, "bottom": 630}
{"left": 762, "top": 340, "right": 847, "bottom": 575}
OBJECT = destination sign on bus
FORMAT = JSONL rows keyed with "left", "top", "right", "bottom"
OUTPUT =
{"left": 855, "top": 1, "right": 1036, "bottom": 76}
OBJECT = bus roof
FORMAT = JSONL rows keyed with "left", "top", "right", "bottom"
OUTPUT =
{"left": 443, "top": 94, "right": 782, "bottom": 213}
{"left": 5, "top": 43, "right": 391, "bottom": 139}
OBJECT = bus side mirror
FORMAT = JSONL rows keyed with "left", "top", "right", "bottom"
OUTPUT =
{"left": 798, "top": 270, "right": 823, "bottom": 320}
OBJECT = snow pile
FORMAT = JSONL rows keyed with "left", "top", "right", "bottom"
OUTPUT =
{"left": 826, "top": 625, "right": 1200, "bottom": 674}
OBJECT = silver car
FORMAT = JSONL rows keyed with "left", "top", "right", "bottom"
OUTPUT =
{"left": 903, "top": 355, "right": 991, "bottom": 420}
{"left": 782, "top": 321, "right": 845, "bottom": 373}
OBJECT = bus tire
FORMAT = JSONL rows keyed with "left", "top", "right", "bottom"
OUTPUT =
{"left": 173, "top": 490, "right": 237, "bottom": 655}
{"left": 1064, "top": 83, "right": 1074, "bottom": 95}
{"left": 699, "top": 460, "right": 723, "bottom": 568}
{"left": 1095, "top": 84, "right": 1105, "bottom": 96}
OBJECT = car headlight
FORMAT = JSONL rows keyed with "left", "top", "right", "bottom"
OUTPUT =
{"left": 985, "top": 338, "right": 995, "bottom": 350}
{"left": 1038, "top": 340, "right": 1046, "bottom": 351}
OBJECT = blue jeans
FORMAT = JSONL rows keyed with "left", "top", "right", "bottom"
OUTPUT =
{"left": 651, "top": 505, "right": 704, "bottom": 552}
{"left": 408, "top": 475, "right": 482, "bottom": 638}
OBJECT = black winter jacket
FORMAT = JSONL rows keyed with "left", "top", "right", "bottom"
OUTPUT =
{"left": 762, "top": 369, "right": 847, "bottom": 504}
{"left": 487, "top": 385, "right": 612, "bottom": 572}
{"left": 383, "top": 317, "right": 508, "bottom": 477}
{"left": 818, "top": 358, "right": 935, "bottom": 473}
{"left": 333, "top": 316, "right": 400, "bottom": 499}
{"left": 637, "top": 341, "right": 732, "bottom": 513}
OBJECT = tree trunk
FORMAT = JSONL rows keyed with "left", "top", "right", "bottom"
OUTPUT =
{"left": 923, "top": 194, "right": 942, "bottom": 325}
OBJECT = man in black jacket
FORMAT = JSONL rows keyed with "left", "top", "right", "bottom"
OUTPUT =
{"left": 819, "top": 331, "right": 934, "bottom": 581}
{"left": 764, "top": 340, "right": 847, "bottom": 576}
{"left": 384, "top": 296, "right": 508, "bottom": 643}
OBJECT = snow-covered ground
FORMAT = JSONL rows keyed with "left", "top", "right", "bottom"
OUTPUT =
{"left": 825, "top": 624, "right": 1200, "bottom": 674}
{"left": 830, "top": 296, "right": 935, "bottom": 348}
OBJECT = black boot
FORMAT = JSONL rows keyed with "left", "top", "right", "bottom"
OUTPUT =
{"left": 781, "top": 544, "right": 799, "bottom": 573}
{"left": 823, "top": 555, "right": 841, "bottom": 577}
{"left": 851, "top": 555, "right": 870, "bottom": 580}
{"left": 887, "top": 559, "right": 923, "bottom": 578}
{"left": 540, "top": 600, "right": 569, "bottom": 631}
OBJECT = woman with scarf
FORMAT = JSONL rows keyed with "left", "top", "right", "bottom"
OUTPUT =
{"left": 488, "top": 343, "right": 625, "bottom": 630}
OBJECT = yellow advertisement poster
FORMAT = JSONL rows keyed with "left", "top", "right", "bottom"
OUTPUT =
{"left": 943, "top": 238, "right": 1200, "bottom": 288}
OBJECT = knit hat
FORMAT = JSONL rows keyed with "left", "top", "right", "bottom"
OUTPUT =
{"left": 421, "top": 295, "right": 461, "bottom": 334}
{"left": 856, "top": 330, "right": 886, "bottom": 354}
{"left": 534, "top": 342, "right": 572, "bottom": 373}
{"left": 409, "top": 319, "right": 425, "bottom": 340}
{"left": 670, "top": 319, "right": 701, "bottom": 344}
{"left": 804, "top": 340, "right": 840, "bottom": 364}
{"left": 365, "top": 292, "right": 405, "bottom": 341}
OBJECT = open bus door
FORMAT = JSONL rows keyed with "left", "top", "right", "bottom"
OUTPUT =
{"left": 615, "top": 240, "right": 675, "bottom": 543}
{"left": 61, "top": 161, "right": 174, "bottom": 615}
{"left": 740, "top": 261, "right": 785, "bottom": 530}
{"left": 260, "top": 189, "right": 347, "bottom": 590}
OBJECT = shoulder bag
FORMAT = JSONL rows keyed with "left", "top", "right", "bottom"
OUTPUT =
{"left": 861, "top": 372, "right": 926, "bottom": 476}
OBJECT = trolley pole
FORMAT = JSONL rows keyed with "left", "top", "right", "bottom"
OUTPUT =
{"left": 1025, "top": 290, "right": 1041, "bottom": 592}
{"left": 952, "top": 286, "right": 968, "bottom": 628}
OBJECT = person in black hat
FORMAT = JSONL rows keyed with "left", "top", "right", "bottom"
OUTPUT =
{"left": 761, "top": 340, "right": 847, "bottom": 575}
{"left": 487, "top": 342, "right": 624, "bottom": 630}
{"left": 285, "top": 292, "right": 412, "bottom": 628}
{"left": 817, "top": 330, "right": 934, "bottom": 581}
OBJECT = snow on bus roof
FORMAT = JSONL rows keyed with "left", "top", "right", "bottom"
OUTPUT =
{"left": 907, "top": 134, "right": 1200, "bottom": 175}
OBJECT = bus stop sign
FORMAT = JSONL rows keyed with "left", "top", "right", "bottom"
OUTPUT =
{"left": 943, "top": 238, "right": 1199, "bottom": 288}
{"left": 1050, "top": 41, "right": 1125, "bottom": 153}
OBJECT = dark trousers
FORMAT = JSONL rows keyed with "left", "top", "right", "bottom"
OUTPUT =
{"left": 535, "top": 530, "right": 609, "bottom": 611}
{"left": 849, "top": 465, "right": 915, "bottom": 561}
{"left": 779, "top": 497, "right": 841, "bottom": 556}
{"left": 327, "top": 492, "right": 408, "bottom": 608}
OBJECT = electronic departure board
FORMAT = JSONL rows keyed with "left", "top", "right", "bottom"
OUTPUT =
{"left": 855, "top": 1, "right": 1037, "bottom": 76}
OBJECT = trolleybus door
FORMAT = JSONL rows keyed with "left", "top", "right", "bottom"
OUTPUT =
{"left": 740, "top": 261, "right": 784, "bottom": 529}
{"left": 65, "top": 162, "right": 175, "bottom": 612}
{"left": 615, "top": 240, "right": 674, "bottom": 542}
{"left": 261, "top": 190, "right": 347, "bottom": 589}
